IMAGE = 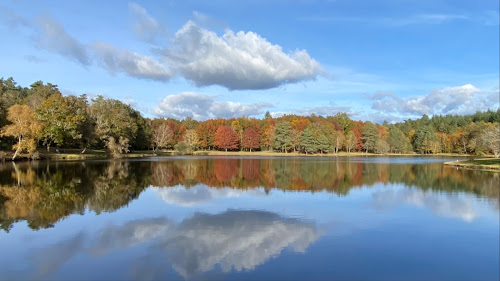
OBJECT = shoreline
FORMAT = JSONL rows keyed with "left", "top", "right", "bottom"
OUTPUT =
{"left": 444, "top": 158, "right": 500, "bottom": 171}
{"left": 0, "top": 149, "right": 478, "bottom": 162}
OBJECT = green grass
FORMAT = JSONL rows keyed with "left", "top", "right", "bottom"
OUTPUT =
{"left": 444, "top": 158, "right": 500, "bottom": 171}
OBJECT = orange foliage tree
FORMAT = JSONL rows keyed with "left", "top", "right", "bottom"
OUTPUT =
{"left": 214, "top": 126, "right": 239, "bottom": 152}
{"left": 242, "top": 127, "right": 260, "bottom": 152}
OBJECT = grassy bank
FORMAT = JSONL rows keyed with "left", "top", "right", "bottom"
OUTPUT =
{"left": 192, "top": 150, "right": 471, "bottom": 157}
{"left": 0, "top": 148, "right": 479, "bottom": 162}
{"left": 444, "top": 158, "right": 500, "bottom": 171}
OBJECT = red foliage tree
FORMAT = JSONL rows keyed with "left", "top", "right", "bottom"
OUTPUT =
{"left": 214, "top": 126, "right": 239, "bottom": 152}
{"left": 242, "top": 127, "right": 260, "bottom": 152}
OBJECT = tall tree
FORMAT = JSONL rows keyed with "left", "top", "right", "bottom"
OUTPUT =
{"left": 300, "top": 127, "right": 317, "bottom": 154}
{"left": 413, "top": 125, "right": 438, "bottom": 154}
{"left": 362, "top": 121, "right": 378, "bottom": 153}
{"left": 242, "top": 127, "right": 260, "bottom": 152}
{"left": 1, "top": 105, "right": 42, "bottom": 160}
{"left": 184, "top": 129, "right": 198, "bottom": 153}
{"left": 36, "top": 94, "right": 86, "bottom": 151}
{"left": 273, "top": 121, "right": 293, "bottom": 153}
{"left": 345, "top": 131, "right": 357, "bottom": 153}
{"left": 387, "top": 126, "right": 407, "bottom": 153}
{"left": 152, "top": 122, "right": 173, "bottom": 151}
{"left": 479, "top": 123, "right": 500, "bottom": 158}
{"left": 214, "top": 126, "right": 239, "bottom": 152}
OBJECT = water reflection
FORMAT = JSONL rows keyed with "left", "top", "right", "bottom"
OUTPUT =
{"left": 15, "top": 210, "right": 319, "bottom": 280}
{"left": 0, "top": 157, "right": 498, "bottom": 231}
{"left": 370, "top": 188, "right": 478, "bottom": 222}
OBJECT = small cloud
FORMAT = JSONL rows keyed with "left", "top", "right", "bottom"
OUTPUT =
{"left": 24, "top": 55, "right": 45, "bottom": 63}
{"left": 153, "top": 92, "right": 273, "bottom": 120}
{"left": 92, "top": 41, "right": 174, "bottom": 82}
{"left": 128, "top": 2, "right": 167, "bottom": 44}
{"left": 300, "top": 13, "right": 469, "bottom": 26}
{"left": 0, "top": 6, "right": 30, "bottom": 28}
{"left": 33, "top": 16, "right": 91, "bottom": 66}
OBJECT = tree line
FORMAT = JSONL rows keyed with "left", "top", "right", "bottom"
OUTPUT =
{"left": 1, "top": 77, "right": 499, "bottom": 159}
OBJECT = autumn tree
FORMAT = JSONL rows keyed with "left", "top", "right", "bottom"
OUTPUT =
{"left": 1, "top": 105, "right": 42, "bottom": 160}
{"left": 184, "top": 129, "right": 198, "bottom": 153}
{"left": 36, "top": 94, "right": 86, "bottom": 152}
{"left": 214, "top": 126, "right": 239, "bottom": 152}
{"left": 345, "top": 131, "right": 357, "bottom": 153}
{"left": 152, "top": 122, "right": 173, "bottom": 151}
{"left": 478, "top": 123, "right": 500, "bottom": 158}
{"left": 242, "top": 127, "right": 260, "bottom": 152}
{"left": 332, "top": 130, "right": 344, "bottom": 153}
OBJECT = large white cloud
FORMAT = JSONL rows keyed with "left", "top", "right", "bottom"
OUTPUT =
{"left": 371, "top": 84, "right": 498, "bottom": 116}
{"left": 162, "top": 20, "right": 322, "bottom": 90}
{"left": 153, "top": 92, "right": 273, "bottom": 120}
{"left": 4, "top": 4, "right": 322, "bottom": 90}
{"left": 92, "top": 42, "right": 174, "bottom": 82}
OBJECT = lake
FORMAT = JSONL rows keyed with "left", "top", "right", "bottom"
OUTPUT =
{"left": 0, "top": 156, "right": 498, "bottom": 280}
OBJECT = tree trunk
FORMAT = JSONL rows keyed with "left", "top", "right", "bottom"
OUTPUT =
{"left": 12, "top": 148, "right": 20, "bottom": 161}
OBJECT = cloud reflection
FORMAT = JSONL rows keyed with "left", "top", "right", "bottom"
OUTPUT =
{"left": 20, "top": 210, "right": 319, "bottom": 280}
{"left": 371, "top": 188, "right": 478, "bottom": 222}
{"left": 159, "top": 210, "right": 319, "bottom": 278}
{"left": 154, "top": 185, "right": 265, "bottom": 207}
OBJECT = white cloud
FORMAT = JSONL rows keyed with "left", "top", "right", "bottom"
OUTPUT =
{"left": 162, "top": 21, "right": 322, "bottom": 90}
{"left": 34, "top": 16, "right": 91, "bottom": 66}
{"left": 300, "top": 13, "right": 469, "bottom": 26}
{"left": 92, "top": 42, "right": 174, "bottom": 82}
{"left": 153, "top": 92, "right": 273, "bottom": 120}
{"left": 370, "top": 84, "right": 498, "bottom": 116}
{"left": 128, "top": 2, "right": 166, "bottom": 44}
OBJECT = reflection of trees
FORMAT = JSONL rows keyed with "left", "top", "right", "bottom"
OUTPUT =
{"left": 152, "top": 158, "right": 499, "bottom": 205}
{"left": 0, "top": 161, "right": 152, "bottom": 232}
{"left": 1, "top": 157, "right": 498, "bottom": 232}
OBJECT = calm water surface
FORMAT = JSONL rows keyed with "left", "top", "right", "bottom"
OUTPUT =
{"left": 0, "top": 157, "right": 498, "bottom": 280}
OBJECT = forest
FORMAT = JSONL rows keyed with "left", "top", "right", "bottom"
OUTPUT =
{"left": 1, "top": 77, "right": 499, "bottom": 160}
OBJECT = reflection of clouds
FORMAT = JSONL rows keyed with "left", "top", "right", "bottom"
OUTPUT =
{"left": 160, "top": 210, "right": 319, "bottom": 278}
{"left": 155, "top": 185, "right": 265, "bottom": 207}
{"left": 371, "top": 188, "right": 478, "bottom": 222}
{"left": 20, "top": 210, "right": 319, "bottom": 280}
{"left": 89, "top": 218, "right": 172, "bottom": 256}
{"left": 31, "top": 233, "right": 85, "bottom": 280}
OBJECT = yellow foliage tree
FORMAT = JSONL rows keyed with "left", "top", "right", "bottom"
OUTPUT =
{"left": 1, "top": 104, "right": 42, "bottom": 160}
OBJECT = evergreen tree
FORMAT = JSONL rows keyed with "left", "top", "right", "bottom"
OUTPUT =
{"left": 362, "top": 122, "right": 378, "bottom": 153}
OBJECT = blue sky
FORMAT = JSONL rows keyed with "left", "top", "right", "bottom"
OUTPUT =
{"left": 0, "top": 0, "right": 498, "bottom": 123}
